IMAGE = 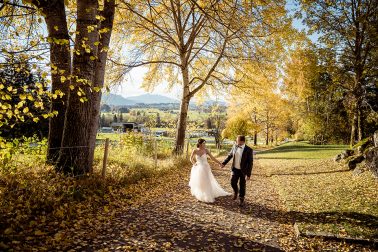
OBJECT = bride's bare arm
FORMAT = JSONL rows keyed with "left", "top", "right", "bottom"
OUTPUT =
{"left": 190, "top": 149, "right": 197, "bottom": 165}
{"left": 206, "top": 149, "right": 221, "bottom": 165}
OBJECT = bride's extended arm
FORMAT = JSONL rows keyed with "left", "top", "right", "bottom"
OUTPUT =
{"left": 190, "top": 149, "right": 197, "bottom": 165}
{"left": 206, "top": 149, "right": 221, "bottom": 165}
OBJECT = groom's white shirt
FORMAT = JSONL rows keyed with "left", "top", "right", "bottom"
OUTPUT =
{"left": 234, "top": 144, "right": 245, "bottom": 169}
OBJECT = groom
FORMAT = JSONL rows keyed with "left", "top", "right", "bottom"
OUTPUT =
{"left": 220, "top": 135, "right": 253, "bottom": 207}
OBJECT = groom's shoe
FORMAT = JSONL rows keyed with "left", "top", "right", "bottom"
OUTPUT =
{"left": 239, "top": 197, "right": 245, "bottom": 207}
{"left": 233, "top": 192, "right": 238, "bottom": 200}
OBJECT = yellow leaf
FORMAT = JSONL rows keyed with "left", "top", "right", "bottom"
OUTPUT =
{"left": 60, "top": 76, "right": 66, "bottom": 83}
{"left": 90, "top": 56, "right": 96, "bottom": 61}
{"left": 23, "top": 107, "right": 29, "bottom": 113}
{"left": 54, "top": 232, "right": 64, "bottom": 241}
{"left": 34, "top": 230, "right": 46, "bottom": 236}
{"left": 6, "top": 110, "right": 13, "bottom": 118}
{"left": 4, "top": 228, "right": 12, "bottom": 235}
{"left": 54, "top": 26, "right": 59, "bottom": 31}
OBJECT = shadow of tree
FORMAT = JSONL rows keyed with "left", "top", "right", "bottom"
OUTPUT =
{"left": 63, "top": 201, "right": 284, "bottom": 252}
{"left": 253, "top": 169, "right": 350, "bottom": 176}
{"left": 257, "top": 157, "right": 322, "bottom": 160}
{"left": 213, "top": 197, "right": 378, "bottom": 240}
{"left": 257, "top": 145, "right": 346, "bottom": 156}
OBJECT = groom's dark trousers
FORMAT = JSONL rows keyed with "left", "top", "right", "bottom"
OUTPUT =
{"left": 231, "top": 167, "right": 246, "bottom": 198}
{"left": 222, "top": 144, "right": 253, "bottom": 199}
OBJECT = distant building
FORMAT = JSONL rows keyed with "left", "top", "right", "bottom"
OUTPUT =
{"left": 154, "top": 130, "right": 168, "bottom": 137}
{"left": 110, "top": 122, "right": 145, "bottom": 133}
{"left": 207, "top": 129, "right": 219, "bottom": 136}
{"left": 99, "top": 127, "right": 114, "bottom": 133}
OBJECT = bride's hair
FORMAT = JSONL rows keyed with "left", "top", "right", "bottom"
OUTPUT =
{"left": 197, "top": 138, "right": 206, "bottom": 148}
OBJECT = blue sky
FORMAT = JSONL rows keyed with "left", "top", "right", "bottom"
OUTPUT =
{"left": 113, "top": 0, "right": 314, "bottom": 99}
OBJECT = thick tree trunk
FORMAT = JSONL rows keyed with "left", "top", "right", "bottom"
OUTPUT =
{"left": 175, "top": 85, "right": 190, "bottom": 154}
{"left": 350, "top": 107, "right": 358, "bottom": 147}
{"left": 57, "top": 0, "right": 99, "bottom": 175}
{"left": 87, "top": 0, "right": 116, "bottom": 172}
{"left": 39, "top": 0, "right": 71, "bottom": 164}
{"left": 357, "top": 107, "right": 363, "bottom": 141}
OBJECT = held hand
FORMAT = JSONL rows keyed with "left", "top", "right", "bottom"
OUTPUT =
{"left": 219, "top": 163, "right": 225, "bottom": 168}
{"left": 246, "top": 176, "right": 251, "bottom": 181}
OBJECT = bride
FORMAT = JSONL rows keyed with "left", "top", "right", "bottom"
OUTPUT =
{"left": 189, "top": 138, "right": 231, "bottom": 203}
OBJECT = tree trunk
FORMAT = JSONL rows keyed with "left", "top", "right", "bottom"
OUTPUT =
{"left": 275, "top": 131, "right": 278, "bottom": 145}
{"left": 175, "top": 85, "right": 190, "bottom": 154}
{"left": 57, "top": 0, "right": 99, "bottom": 175}
{"left": 253, "top": 111, "right": 258, "bottom": 145}
{"left": 350, "top": 108, "right": 358, "bottom": 147}
{"left": 87, "top": 0, "right": 116, "bottom": 172}
{"left": 265, "top": 111, "right": 269, "bottom": 145}
{"left": 40, "top": 0, "right": 71, "bottom": 164}
{"left": 357, "top": 106, "right": 363, "bottom": 141}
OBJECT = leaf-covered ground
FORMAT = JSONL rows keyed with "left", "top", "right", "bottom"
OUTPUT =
{"left": 258, "top": 142, "right": 378, "bottom": 245}
{"left": 2, "top": 142, "right": 377, "bottom": 251}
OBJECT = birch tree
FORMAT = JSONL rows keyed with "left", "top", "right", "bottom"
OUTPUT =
{"left": 2, "top": 0, "right": 116, "bottom": 174}
{"left": 114, "top": 0, "right": 289, "bottom": 153}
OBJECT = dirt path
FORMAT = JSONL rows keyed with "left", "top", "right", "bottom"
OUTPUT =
{"left": 59, "top": 156, "right": 373, "bottom": 251}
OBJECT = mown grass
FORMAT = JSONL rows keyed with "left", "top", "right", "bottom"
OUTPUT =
{"left": 257, "top": 142, "right": 378, "bottom": 241}
{"left": 257, "top": 141, "right": 348, "bottom": 159}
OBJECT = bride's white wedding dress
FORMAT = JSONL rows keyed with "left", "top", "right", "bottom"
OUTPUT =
{"left": 189, "top": 153, "right": 231, "bottom": 203}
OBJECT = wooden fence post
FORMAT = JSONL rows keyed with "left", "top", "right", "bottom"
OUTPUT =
{"left": 154, "top": 137, "right": 157, "bottom": 169}
{"left": 102, "top": 138, "right": 109, "bottom": 179}
{"left": 186, "top": 138, "right": 190, "bottom": 158}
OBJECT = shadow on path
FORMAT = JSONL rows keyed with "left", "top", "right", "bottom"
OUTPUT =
{"left": 213, "top": 197, "right": 378, "bottom": 240}
{"left": 253, "top": 169, "right": 350, "bottom": 176}
{"left": 66, "top": 201, "right": 284, "bottom": 252}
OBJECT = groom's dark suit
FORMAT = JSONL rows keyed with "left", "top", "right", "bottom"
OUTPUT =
{"left": 222, "top": 144, "right": 253, "bottom": 199}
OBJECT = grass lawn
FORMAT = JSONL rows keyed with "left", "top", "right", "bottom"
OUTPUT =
{"left": 257, "top": 141, "right": 378, "bottom": 241}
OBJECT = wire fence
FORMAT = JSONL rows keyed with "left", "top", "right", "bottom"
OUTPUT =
{"left": 1, "top": 133, "right": 233, "bottom": 175}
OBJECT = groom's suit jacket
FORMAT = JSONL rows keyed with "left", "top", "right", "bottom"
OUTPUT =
{"left": 222, "top": 144, "right": 253, "bottom": 177}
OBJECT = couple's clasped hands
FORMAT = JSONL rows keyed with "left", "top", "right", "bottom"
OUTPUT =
{"left": 218, "top": 162, "right": 250, "bottom": 181}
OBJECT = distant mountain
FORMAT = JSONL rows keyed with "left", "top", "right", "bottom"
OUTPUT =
{"left": 127, "top": 94, "right": 179, "bottom": 104}
{"left": 190, "top": 99, "right": 227, "bottom": 107}
{"left": 101, "top": 93, "right": 136, "bottom": 106}
{"left": 101, "top": 93, "right": 179, "bottom": 106}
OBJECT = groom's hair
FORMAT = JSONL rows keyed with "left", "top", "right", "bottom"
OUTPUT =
{"left": 237, "top": 135, "right": 246, "bottom": 142}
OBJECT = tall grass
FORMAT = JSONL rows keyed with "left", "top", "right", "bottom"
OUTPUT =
{"left": 0, "top": 138, "right": 191, "bottom": 245}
